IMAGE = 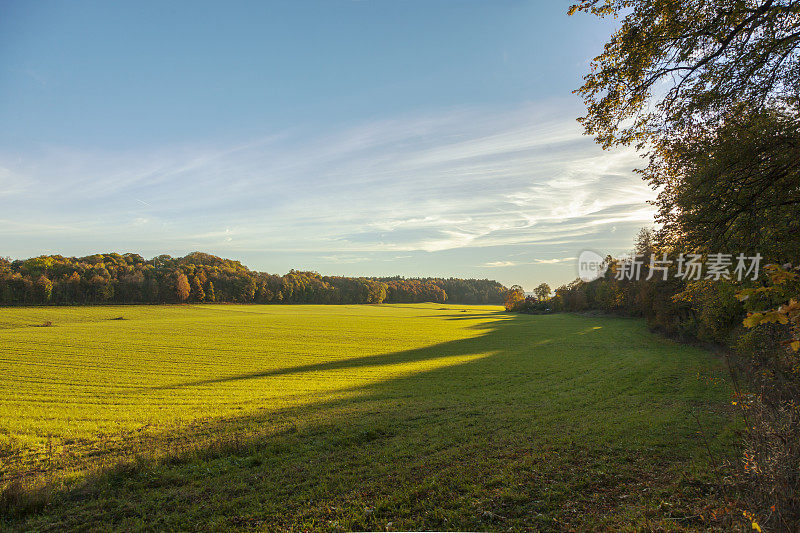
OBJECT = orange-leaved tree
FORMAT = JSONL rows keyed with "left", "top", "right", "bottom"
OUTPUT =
{"left": 504, "top": 285, "right": 525, "bottom": 311}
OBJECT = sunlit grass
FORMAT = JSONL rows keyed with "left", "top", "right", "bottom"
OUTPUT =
{"left": 1, "top": 304, "right": 499, "bottom": 443}
{"left": 0, "top": 304, "right": 733, "bottom": 530}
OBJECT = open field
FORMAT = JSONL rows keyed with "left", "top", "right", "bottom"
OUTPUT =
{"left": 1, "top": 304, "right": 733, "bottom": 531}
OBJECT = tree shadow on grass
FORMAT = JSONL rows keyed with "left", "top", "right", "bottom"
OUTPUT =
{"left": 141, "top": 314, "right": 517, "bottom": 392}
{"left": 4, "top": 313, "right": 733, "bottom": 532}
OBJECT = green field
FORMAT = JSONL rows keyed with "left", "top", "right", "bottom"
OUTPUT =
{"left": 1, "top": 304, "right": 732, "bottom": 531}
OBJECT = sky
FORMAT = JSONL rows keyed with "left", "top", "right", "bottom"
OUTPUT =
{"left": 0, "top": 0, "right": 656, "bottom": 290}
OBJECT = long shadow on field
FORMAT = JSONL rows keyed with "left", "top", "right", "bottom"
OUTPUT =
{"left": 5, "top": 312, "right": 732, "bottom": 532}
{"left": 142, "top": 311, "right": 515, "bottom": 392}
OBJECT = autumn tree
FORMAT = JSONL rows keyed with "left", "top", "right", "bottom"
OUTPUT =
{"left": 504, "top": 285, "right": 525, "bottom": 311}
{"left": 175, "top": 272, "right": 190, "bottom": 302}
{"left": 205, "top": 280, "right": 215, "bottom": 302}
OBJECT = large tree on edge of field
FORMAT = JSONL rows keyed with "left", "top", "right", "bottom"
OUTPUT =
{"left": 570, "top": 0, "right": 800, "bottom": 149}
{"left": 570, "top": 0, "right": 800, "bottom": 257}
{"left": 570, "top": 3, "right": 800, "bottom": 528}
{"left": 654, "top": 107, "right": 800, "bottom": 260}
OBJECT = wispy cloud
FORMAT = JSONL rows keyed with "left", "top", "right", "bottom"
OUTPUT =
{"left": 483, "top": 261, "right": 519, "bottom": 268}
{"left": 0, "top": 101, "right": 656, "bottom": 285}
{"left": 320, "top": 255, "right": 372, "bottom": 264}
{"left": 482, "top": 257, "right": 577, "bottom": 268}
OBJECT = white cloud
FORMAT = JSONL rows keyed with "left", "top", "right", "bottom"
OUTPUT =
{"left": 482, "top": 257, "right": 577, "bottom": 268}
{"left": 534, "top": 257, "right": 575, "bottom": 264}
{"left": 483, "top": 261, "right": 518, "bottom": 268}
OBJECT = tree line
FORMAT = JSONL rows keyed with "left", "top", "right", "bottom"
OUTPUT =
{"left": 0, "top": 252, "right": 506, "bottom": 306}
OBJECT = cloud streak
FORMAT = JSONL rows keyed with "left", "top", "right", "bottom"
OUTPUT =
{"left": 0, "top": 101, "right": 656, "bottom": 285}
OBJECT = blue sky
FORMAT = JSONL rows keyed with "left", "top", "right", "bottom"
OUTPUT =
{"left": 0, "top": 1, "right": 655, "bottom": 289}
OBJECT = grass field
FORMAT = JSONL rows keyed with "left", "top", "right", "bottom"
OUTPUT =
{"left": 0, "top": 304, "right": 733, "bottom": 531}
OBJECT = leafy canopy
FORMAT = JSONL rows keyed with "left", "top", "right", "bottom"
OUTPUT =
{"left": 570, "top": 0, "right": 800, "bottom": 148}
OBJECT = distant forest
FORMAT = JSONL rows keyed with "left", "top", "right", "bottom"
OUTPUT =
{"left": 0, "top": 252, "right": 507, "bottom": 306}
